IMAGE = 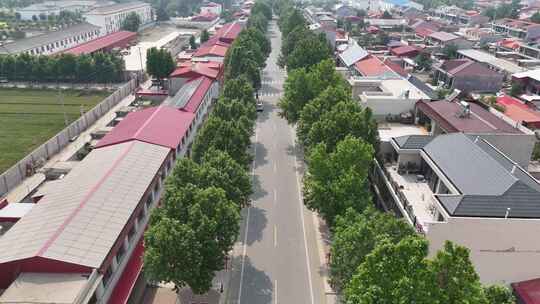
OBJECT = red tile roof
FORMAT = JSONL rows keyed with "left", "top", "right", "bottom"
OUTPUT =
{"left": 194, "top": 44, "right": 228, "bottom": 57}
{"left": 497, "top": 95, "right": 540, "bottom": 126}
{"left": 169, "top": 61, "right": 221, "bottom": 79}
{"left": 512, "top": 278, "right": 540, "bottom": 304}
{"left": 182, "top": 76, "right": 214, "bottom": 113}
{"left": 416, "top": 100, "right": 522, "bottom": 134}
{"left": 214, "top": 22, "right": 242, "bottom": 43}
{"left": 390, "top": 45, "right": 420, "bottom": 57}
{"left": 192, "top": 13, "right": 219, "bottom": 22}
{"left": 441, "top": 59, "right": 501, "bottom": 77}
{"left": 383, "top": 58, "right": 408, "bottom": 77}
{"left": 354, "top": 56, "right": 394, "bottom": 77}
{"left": 415, "top": 27, "right": 435, "bottom": 38}
{"left": 63, "top": 31, "right": 137, "bottom": 55}
{"left": 96, "top": 106, "right": 195, "bottom": 150}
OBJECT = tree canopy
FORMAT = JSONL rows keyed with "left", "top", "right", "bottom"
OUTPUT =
{"left": 304, "top": 136, "right": 374, "bottom": 226}
{"left": 144, "top": 185, "right": 240, "bottom": 294}
{"left": 278, "top": 59, "right": 344, "bottom": 123}
{"left": 146, "top": 47, "right": 175, "bottom": 83}
{"left": 345, "top": 237, "right": 439, "bottom": 304}
{"left": 200, "top": 29, "right": 210, "bottom": 43}
{"left": 330, "top": 207, "right": 415, "bottom": 290}
{"left": 121, "top": 12, "right": 141, "bottom": 32}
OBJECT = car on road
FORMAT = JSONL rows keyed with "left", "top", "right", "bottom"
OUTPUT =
{"left": 256, "top": 100, "right": 263, "bottom": 112}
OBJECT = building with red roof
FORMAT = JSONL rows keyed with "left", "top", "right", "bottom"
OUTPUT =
{"left": 213, "top": 22, "right": 243, "bottom": 44}
{"left": 433, "top": 59, "right": 504, "bottom": 93}
{"left": 497, "top": 95, "right": 540, "bottom": 129}
{"left": 354, "top": 55, "right": 397, "bottom": 77}
{"left": 96, "top": 106, "right": 196, "bottom": 150}
{"left": 390, "top": 45, "right": 420, "bottom": 58}
{"left": 63, "top": 31, "right": 137, "bottom": 55}
{"left": 192, "top": 12, "right": 219, "bottom": 22}
{"left": 169, "top": 60, "right": 223, "bottom": 95}
{"left": 513, "top": 278, "right": 540, "bottom": 304}
{"left": 193, "top": 43, "right": 229, "bottom": 59}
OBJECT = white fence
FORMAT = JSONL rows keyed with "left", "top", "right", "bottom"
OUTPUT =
{"left": 0, "top": 76, "right": 144, "bottom": 197}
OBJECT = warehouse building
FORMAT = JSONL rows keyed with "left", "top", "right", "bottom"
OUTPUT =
{"left": 84, "top": 2, "right": 153, "bottom": 34}
{"left": 0, "top": 22, "right": 101, "bottom": 55}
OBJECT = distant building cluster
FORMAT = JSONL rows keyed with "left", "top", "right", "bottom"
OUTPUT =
{"left": 305, "top": 0, "right": 540, "bottom": 301}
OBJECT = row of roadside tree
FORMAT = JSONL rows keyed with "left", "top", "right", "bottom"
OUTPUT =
{"left": 143, "top": 1, "right": 272, "bottom": 295}
{"left": 0, "top": 52, "right": 125, "bottom": 83}
{"left": 275, "top": 3, "right": 516, "bottom": 303}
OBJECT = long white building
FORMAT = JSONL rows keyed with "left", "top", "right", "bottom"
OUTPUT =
{"left": 84, "top": 1, "right": 153, "bottom": 34}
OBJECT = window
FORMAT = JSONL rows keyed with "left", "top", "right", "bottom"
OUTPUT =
{"left": 137, "top": 208, "right": 145, "bottom": 223}
{"left": 116, "top": 243, "right": 126, "bottom": 263}
{"left": 127, "top": 224, "right": 136, "bottom": 243}
{"left": 146, "top": 195, "right": 152, "bottom": 209}
{"left": 102, "top": 266, "right": 113, "bottom": 286}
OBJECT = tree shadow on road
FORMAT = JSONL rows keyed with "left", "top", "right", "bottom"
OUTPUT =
{"left": 253, "top": 142, "right": 268, "bottom": 168}
{"left": 245, "top": 206, "right": 268, "bottom": 246}
{"left": 286, "top": 144, "right": 306, "bottom": 176}
{"left": 228, "top": 255, "right": 273, "bottom": 304}
{"left": 257, "top": 102, "right": 276, "bottom": 123}
{"left": 251, "top": 174, "right": 268, "bottom": 201}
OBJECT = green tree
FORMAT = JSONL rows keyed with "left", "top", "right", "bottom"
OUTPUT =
{"left": 213, "top": 97, "right": 256, "bottom": 130}
{"left": 251, "top": 0, "right": 272, "bottom": 20}
{"left": 382, "top": 10, "right": 392, "bottom": 19}
{"left": 121, "top": 12, "right": 141, "bottom": 32}
{"left": 442, "top": 43, "right": 458, "bottom": 59}
{"left": 414, "top": 52, "right": 433, "bottom": 71}
{"left": 510, "top": 82, "right": 523, "bottom": 96}
{"left": 222, "top": 76, "right": 256, "bottom": 105}
{"left": 278, "top": 59, "right": 343, "bottom": 123}
{"left": 297, "top": 85, "right": 351, "bottom": 144}
{"left": 483, "top": 285, "right": 516, "bottom": 304}
{"left": 167, "top": 150, "right": 252, "bottom": 207}
{"left": 144, "top": 185, "right": 240, "bottom": 294}
{"left": 330, "top": 207, "right": 414, "bottom": 291}
{"left": 532, "top": 11, "right": 540, "bottom": 24}
{"left": 280, "top": 8, "right": 306, "bottom": 37}
{"left": 286, "top": 33, "right": 332, "bottom": 70}
{"left": 278, "top": 25, "right": 308, "bottom": 67}
{"left": 146, "top": 47, "right": 175, "bottom": 85}
{"left": 345, "top": 237, "right": 438, "bottom": 304}
{"left": 200, "top": 29, "right": 210, "bottom": 43}
{"left": 304, "top": 136, "right": 374, "bottom": 227}
{"left": 189, "top": 35, "right": 197, "bottom": 49}
{"left": 306, "top": 101, "right": 378, "bottom": 152}
{"left": 191, "top": 116, "right": 252, "bottom": 166}
{"left": 76, "top": 54, "right": 95, "bottom": 82}
{"left": 430, "top": 241, "right": 486, "bottom": 304}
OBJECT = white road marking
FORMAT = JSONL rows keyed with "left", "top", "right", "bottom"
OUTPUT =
{"left": 290, "top": 128, "right": 315, "bottom": 304}
{"left": 274, "top": 279, "right": 278, "bottom": 304}
{"left": 238, "top": 126, "right": 258, "bottom": 304}
{"left": 274, "top": 225, "right": 277, "bottom": 247}
{"left": 273, "top": 162, "right": 277, "bottom": 173}
{"left": 273, "top": 188, "right": 277, "bottom": 202}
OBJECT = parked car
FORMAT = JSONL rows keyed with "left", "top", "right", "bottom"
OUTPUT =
{"left": 256, "top": 100, "right": 263, "bottom": 112}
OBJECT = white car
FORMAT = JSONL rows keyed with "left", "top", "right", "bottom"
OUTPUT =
{"left": 256, "top": 101, "right": 263, "bottom": 112}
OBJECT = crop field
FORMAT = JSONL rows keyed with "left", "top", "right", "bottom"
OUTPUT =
{"left": 0, "top": 88, "right": 109, "bottom": 173}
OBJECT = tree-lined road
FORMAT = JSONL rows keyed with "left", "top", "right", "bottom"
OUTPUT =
{"left": 225, "top": 20, "right": 328, "bottom": 304}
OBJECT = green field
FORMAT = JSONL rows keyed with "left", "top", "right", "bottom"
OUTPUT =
{"left": 0, "top": 88, "right": 110, "bottom": 173}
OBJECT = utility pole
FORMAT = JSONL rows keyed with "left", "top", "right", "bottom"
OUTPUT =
{"left": 58, "top": 87, "right": 68, "bottom": 126}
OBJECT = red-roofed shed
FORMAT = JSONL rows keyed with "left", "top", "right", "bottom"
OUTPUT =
{"left": 194, "top": 44, "right": 228, "bottom": 57}
{"left": 513, "top": 278, "right": 540, "bottom": 304}
{"left": 497, "top": 95, "right": 540, "bottom": 129}
{"left": 214, "top": 22, "right": 242, "bottom": 44}
{"left": 182, "top": 76, "right": 214, "bottom": 113}
{"left": 354, "top": 56, "right": 394, "bottom": 77}
{"left": 95, "top": 106, "right": 196, "bottom": 150}
{"left": 63, "top": 31, "right": 137, "bottom": 55}
{"left": 390, "top": 45, "right": 420, "bottom": 58}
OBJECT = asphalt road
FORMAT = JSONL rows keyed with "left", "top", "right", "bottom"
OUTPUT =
{"left": 225, "top": 21, "right": 328, "bottom": 304}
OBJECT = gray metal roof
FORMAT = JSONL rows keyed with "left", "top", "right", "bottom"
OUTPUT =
{"left": 338, "top": 44, "right": 369, "bottom": 67}
{"left": 85, "top": 1, "right": 149, "bottom": 14}
{"left": 425, "top": 133, "right": 540, "bottom": 218}
{"left": 0, "top": 141, "right": 169, "bottom": 268}
{"left": 394, "top": 135, "right": 434, "bottom": 149}
{"left": 0, "top": 22, "right": 100, "bottom": 54}
{"left": 424, "top": 133, "right": 517, "bottom": 196}
{"left": 164, "top": 77, "right": 203, "bottom": 109}
{"left": 407, "top": 75, "right": 437, "bottom": 99}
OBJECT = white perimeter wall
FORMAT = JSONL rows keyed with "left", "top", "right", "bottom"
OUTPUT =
{"left": 427, "top": 216, "right": 540, "bottom": 285}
